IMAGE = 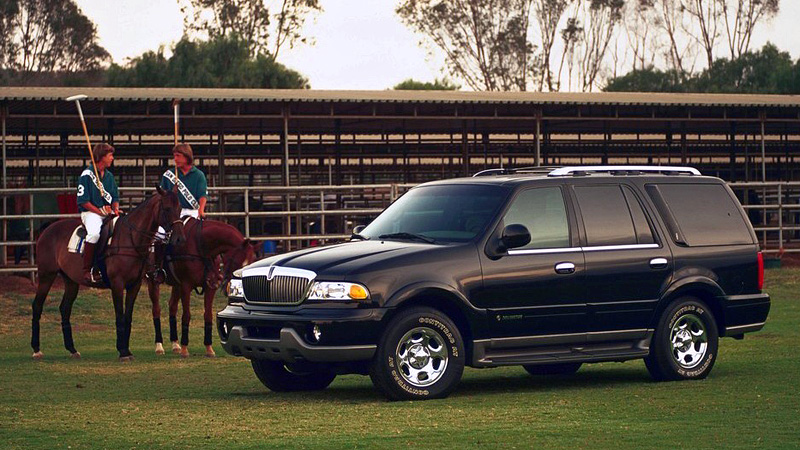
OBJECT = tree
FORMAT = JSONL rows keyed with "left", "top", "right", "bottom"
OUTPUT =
{"left": 534, "top": 0, "right": 575, "bottom": 91}
{"left": 396, "top": 0, "right": 537, "bottom": 91}
{"left": 561, "top": 0, "right": 625, "bottom": 92}
{"left": 393, "top": 78, "right": 460, "bottom": 90}
{"left": 603, "top": 66, "right": 687, "bottom": 91}
{"left": 605, "top": 43, "right": 799, "bottom": 94}
{"left": 180, "top": 0, "right": 321, "bottom": 60}
{"left": 106, "top": 35, "right": 309, "bottom": 89}
{"left": 0, "top": 0, "right": 109, "bottom": 72}
{"left": 719, "top": 0, "right": 779, "bottom": 60}
{"left": 622, "top": 0, "right": 661, "bottom": 72}
{"left": 682, "top": 0, "right": 722, "bottom": 70}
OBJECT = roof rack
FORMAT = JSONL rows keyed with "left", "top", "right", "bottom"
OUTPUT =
{"left": 547, "top": 165, "right": 701, "bottom": 177}
{"left": 472, "top": 166, "right": 558, "bottom": 177}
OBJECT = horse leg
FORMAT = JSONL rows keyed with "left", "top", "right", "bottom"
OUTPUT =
{"left": 179, "top": 284, "right": 192, "bottom": 358}
{"left": 148, "top": 280, "right": 165, "bottom": 355}
{"left": 119, "top": 280, "right": 143, "bottom": 362}
{"left": 31, "top": 271, "right": 57, "bottom": 359}
{"left": 59, "top": 278, "right": 82, "bottom": 359}
{"left": 168, "top": 286, "right": 181, "bottom": 353}
{"left": 110, "top": 282, "right": 130, "bottom": 361}
{"left": 203, "top": 287, "right": 217, "bottom": 358}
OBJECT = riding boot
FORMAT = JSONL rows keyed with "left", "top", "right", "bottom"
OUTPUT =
{"left": 82, "top": 242, "right": 97, "bottom": 284}
{"left": 147, "top": 242, "right": 167, "bottom": 284}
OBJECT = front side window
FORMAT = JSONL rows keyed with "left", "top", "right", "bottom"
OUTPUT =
{"left": 502, "top": 187, "right": 570, "bottom": 250}
{"left": 360, "top": 184, "right": 508, "bottom": 243}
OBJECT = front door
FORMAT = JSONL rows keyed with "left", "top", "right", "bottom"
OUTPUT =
{"left": 473, "top": 186, "right": 587, "bottom": 339}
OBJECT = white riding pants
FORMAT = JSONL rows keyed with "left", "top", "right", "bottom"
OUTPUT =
{"left": 156, "top": 208, "right": 198, "bottom": 240}
{"left": 81, "top": 211, "right": 104, "bottom": 244}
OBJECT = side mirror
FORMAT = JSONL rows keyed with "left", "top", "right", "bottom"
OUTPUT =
{"left": 351, "top": 225, "right": 367, "bottom": 241}
{"left": 501, "top": 224, "right": 531, "bottom": 250}
{"left": 485, "top": 223, "right": 531, "bottom": 260}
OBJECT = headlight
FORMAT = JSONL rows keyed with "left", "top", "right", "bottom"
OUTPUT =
{"left": 226, "top": 278, "right": 245, "bottom": 300}
{"left": 308, "top": 282, "right": 370, "bottom": 301}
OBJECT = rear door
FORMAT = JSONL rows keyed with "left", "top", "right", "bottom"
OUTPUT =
{"left": 572, "top": 183, "right": 673, "bottom": 335}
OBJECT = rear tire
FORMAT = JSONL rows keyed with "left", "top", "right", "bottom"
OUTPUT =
{"left": 523, "top": 362, "right": 582, "bottom": 376}
{"left": 369, "top": 307, "right": 465, "bottom": 401}
{"left": 251, "top": 360, "right": 336, "bottom": 392}
{"left": 645, "top": 297, "right": 719, "bottom": 381}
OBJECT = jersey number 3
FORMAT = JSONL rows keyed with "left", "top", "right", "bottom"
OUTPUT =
{"left": 77, "top": 185, "right": 84, "bottom": 196}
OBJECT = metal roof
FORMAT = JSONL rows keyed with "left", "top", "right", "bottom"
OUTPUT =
{"left": 2, "top": 86, "right": 800, "bottom": 107}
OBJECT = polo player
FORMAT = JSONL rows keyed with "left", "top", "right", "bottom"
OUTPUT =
{"left": 148, "top": 143, "right": 208, "bottom": 283}
{"left": 77, "top": 143, "right": 120, "bottom": 284}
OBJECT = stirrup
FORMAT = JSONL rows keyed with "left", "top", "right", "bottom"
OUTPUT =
{"left": 84, "top": 268, "right": 99, "bottom": 284}
{"left": 147, "top": 268, "right": 167, "bottom": 283}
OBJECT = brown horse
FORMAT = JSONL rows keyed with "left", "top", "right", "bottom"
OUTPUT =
{"left": 31, "top": 186, "right": 186, "bottom": 361}
{"left": 147, "top": 218, "right": 256, "bottom": 358}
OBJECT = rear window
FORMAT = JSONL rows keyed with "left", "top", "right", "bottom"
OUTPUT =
{"left": 647, "top": 183, "right": 753, "bottom": 246}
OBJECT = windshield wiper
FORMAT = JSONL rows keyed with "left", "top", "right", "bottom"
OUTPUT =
{"left": 378, "top": 232, "right": 436, "bottom": 244}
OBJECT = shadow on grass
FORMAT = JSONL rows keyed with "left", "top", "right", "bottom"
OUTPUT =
{"left": 226, "top": 365, "right": 656, "bottom": 404}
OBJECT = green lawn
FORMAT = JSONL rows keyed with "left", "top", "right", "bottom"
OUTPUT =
{"left": 1, "top": 269, "right": 798, "bottom": 449}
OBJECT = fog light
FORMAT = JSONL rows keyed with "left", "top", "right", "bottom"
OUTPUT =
{"left": 220, "top": 320, "right": 229, "bottom": 339}
{"left": 312, "top": 325, "right": 322, "bottom": 342}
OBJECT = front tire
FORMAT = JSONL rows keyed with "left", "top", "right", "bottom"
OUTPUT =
{"left": 370, "top": 307, "right": 465, "bottom": 401}
{"left": 251, "top": 360, "right": 336, "bottom": 392}
{"left": 645, "top": 297, "right": 719, "bottom": 381}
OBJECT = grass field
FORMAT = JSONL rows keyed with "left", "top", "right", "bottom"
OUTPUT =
{"left": 1, "top": 269, "right": 798, "bottom": 449}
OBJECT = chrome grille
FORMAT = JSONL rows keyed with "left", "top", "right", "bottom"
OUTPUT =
{"left": 242, "top": 275, "right": 313, "bottom": 304}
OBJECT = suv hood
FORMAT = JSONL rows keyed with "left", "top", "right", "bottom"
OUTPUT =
{"left": 243, "top": 240, "right": 442, "bottom": 280}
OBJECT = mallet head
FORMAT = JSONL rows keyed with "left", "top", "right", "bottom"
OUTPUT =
{"left": 66, "top": 94, "right": 88, "bottom": 102}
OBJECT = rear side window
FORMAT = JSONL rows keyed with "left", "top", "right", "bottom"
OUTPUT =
{"left": 502, "top": 187, "right": 569, "bottom": 249}
{"left": 648, "top": 183, "right": 753, "bottom": 246}
{"left": 574, "top": 185, "right": 656, "bottom": 247}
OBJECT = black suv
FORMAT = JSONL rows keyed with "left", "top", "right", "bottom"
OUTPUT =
{"left": 218, "top": 166, "right": 770, "bottom": 400}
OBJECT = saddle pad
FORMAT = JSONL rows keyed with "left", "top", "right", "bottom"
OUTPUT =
{"left": 67, "top": 217, "right": 120, "bottom": 254}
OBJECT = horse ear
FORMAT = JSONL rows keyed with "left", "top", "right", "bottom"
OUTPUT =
{"left": 156, "top": 184, "right": 166, "bottom": 196}
{"left": 242, "top": 238, "right": 251, "bottom": 248}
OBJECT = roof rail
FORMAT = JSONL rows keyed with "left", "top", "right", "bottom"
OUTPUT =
{"left": 473, "top": 166, "right": 557, "bottom": 177}
{"left": 547, "top": 165, "right": 701, "bottom": 177}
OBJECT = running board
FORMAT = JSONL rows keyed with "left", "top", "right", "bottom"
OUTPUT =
{"left": 471, "top": 332, "right": 653, "bottom": 368}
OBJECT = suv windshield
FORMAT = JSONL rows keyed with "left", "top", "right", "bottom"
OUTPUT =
{"left": 360, "top": 184, "right": 508, "bottom": 243}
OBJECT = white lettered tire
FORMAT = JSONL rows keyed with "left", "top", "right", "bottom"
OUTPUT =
{"left": 645, "top": 297, "right": 719, "bottom": 381}
{"left": 370, "top": 307, "right": 465, "bottom": 400}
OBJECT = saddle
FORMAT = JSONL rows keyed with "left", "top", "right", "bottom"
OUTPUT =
{"left": 68, "top": 216, "right": 119, "bottom": 257}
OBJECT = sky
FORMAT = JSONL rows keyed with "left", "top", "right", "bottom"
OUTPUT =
{"left": 76, "top": 0, "right": 800, "bottom": 91}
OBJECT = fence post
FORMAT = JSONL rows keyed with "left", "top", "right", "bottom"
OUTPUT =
{"left": 244, "top": 188, "right": 250, "bottom": 238}
{"left": 778, "top": 183, "right": 783, "bottom": 252}
{"left": 29, "top": 193, "right": 35, "bottom": 284}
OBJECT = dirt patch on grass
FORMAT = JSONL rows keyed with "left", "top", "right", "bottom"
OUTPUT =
{"left": 0, "top": 274, "right": 42, "bottom": 294}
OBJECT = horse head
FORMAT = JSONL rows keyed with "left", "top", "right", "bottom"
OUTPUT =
{"left": 221, "top": 238, "right": 258, "bottom": 285}
{"left": 155, "top": 185, "right": 186, "bottom": 247}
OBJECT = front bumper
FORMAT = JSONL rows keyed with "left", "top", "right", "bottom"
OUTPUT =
{"left": 217, "top": 304, "right": 388, "bottom": 363}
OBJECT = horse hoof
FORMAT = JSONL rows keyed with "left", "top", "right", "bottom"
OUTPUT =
{"left": 180, "top": 351, "right": 190, "bottom": 359}
{"left": 204, "top": 351, "right": 216, "bottom": 358}
{"left": 155, "top": 343, "right": 165, "bottom": 355}
{"left": 70, "top": 352, "right": 82, "bottom": 360}
{"left": 119, "top": 355, "right": 135, "bottom": 363}
{"left": 32, "top": 352, "right": 44, "bottom": 360}
{"left": 171, "top": 342, "right": 181, "bottom": 354}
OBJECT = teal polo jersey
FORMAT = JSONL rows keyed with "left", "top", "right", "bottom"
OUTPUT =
{"left": 77, "top": 166, "right": 119, "bottom": 212}
{"left": 160, "top": 166, "right": 208, "bottom": 209}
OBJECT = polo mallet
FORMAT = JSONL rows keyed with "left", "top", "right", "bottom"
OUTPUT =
{"left": 66, "top": 94, "right": 108, "bottom": 200}
{"left": 172, "top": 99, "right": 180, "bottom": 178}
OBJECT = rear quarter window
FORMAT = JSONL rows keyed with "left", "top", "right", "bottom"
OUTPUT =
{"left": 647, "top": 183, "right": 754, "bottom": 246}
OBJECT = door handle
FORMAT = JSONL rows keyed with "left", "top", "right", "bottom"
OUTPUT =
{"left": 649, "top": 258, "right": 668, "bottom": 269}
{"left": 555, "top": 262, "right": 576, "bottom": 274}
